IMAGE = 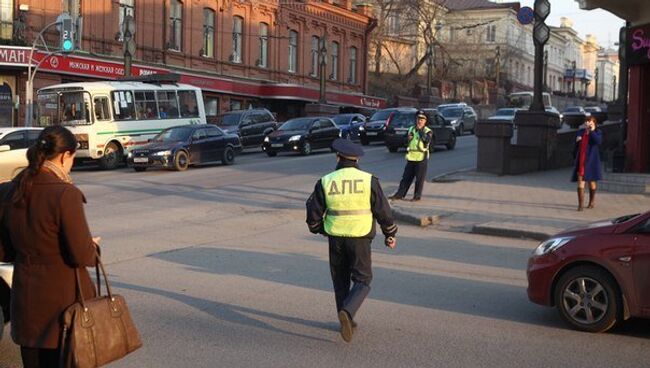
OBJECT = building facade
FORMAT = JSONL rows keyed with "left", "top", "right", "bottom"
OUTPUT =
{"left": 0, "top": 0, "right": 384, "bottom": 127}
{"left": 595, "top": 48, "right": 619, "bottom": 102}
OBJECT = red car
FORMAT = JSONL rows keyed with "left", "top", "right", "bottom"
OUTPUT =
{"left": 527, "top": 212, "right": 650, "bottom": 333}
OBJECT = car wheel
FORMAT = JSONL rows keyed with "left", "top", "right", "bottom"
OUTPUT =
{"left": 360, "top": 138, "right": 369, "bottom": 146}
{"left": 133, "top": 167, "right": 147, "bottom": 172}
{"left": 387, "top": 146, "right": 398, "bottom": 153}
{"left": 301, "top": 142, "right": 312, "bottom": 156}
{"left": 266, "top": 150, "right": 277, "bottom": 157}
{"left": 98, "top": 141, "right": 123, "bottom": 170}
{"left": 554, "top": 266, "right": 621, "bottom": 333}
{"left": 446, "top": 134, "right": 457, "bottom": 150}
{"left": 458, "top": 124, "right": 464, "bottom": 136}
{"left": 173, "top": 151, "right": 189, "bottom": 171}
{"left": 222, "top": 146, "right": 235, "bottom": 165}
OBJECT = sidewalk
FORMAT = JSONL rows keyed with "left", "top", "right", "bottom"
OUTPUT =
{"left": 388, "top": 167, "right": 650, "bottom": 241}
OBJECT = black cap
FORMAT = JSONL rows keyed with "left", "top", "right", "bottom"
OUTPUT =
{"left": 332, "top": 138, "right": 364, "bottom": 158}
{"left": 416, "top": 110, "right": 427, "bottom": 119}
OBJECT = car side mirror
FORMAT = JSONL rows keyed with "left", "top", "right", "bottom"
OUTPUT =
{"left": 0, "top": 145, "right": 9, "bottom": 152}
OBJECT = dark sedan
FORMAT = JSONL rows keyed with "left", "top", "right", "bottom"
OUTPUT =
{"left": 384, "top": 108, "right": 456, "bottom": 153}
{"left": 527, "top": 212, "right": 650, "bottom": 333}
{"left": 359, "top": 108, "right": 400, "bottom": 145}
{"left": 128, "top": 124, "right": 242, "bottom": 171}
{"left": 262, "top": 117, "right": 340, "bottom": 156}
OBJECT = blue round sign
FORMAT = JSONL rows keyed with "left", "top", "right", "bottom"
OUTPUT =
{"left": 517, "top": 6, "right": 535, "bottom": 25}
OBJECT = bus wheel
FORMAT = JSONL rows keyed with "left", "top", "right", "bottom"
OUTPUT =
{"left": 173, "top": 151, "right": 189, "bottom": 171}
{"left": 98, "top": 141, "right": 123, "bottom": 170}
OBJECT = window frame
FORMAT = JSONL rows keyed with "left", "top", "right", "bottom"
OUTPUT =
{"left": 288, "top": 30, "right": 299, "bottom": 73}
{"left": 330, "top": 41, "right": 339, "bottom": 81}
{"left": 258, "top": 22, "right": 269, "bottom": 68}
{"left": 168, "top": 0, "right": 183, "bottom": 51}
{"left": 93, "top": 96, "right": 113, "bottom": 122}
{"left": 232, "top": 16, "right": 244, "bottom": 63}
{"left": 348, "top": 46, "right": 357, "bottom": 84}
{"left": 202, "top": 8, "right": 216, "bottom": 58}
{"left": 310, "top": 36, "right": 319, "bottom": 77}
{"left": 111, "top": 90, "right": 136, "bottom": 121}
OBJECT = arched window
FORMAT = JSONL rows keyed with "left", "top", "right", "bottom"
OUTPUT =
{"left": 202, "top": 9, "right": 215, "bottom": 57}
{"left": 288, "top": 30, "right": 298, "bottom": 73}
{"left": 232, "top": 16, "right": 244, "bottom": 63}
{"left": 310, "top": 36, "right": 320, "bottom": 77}
{"left": 348, "top": 47, "right": 357, "bottom": 84}
{"left": 330, "top": 41, "right": 339, "bottom": 80}
{"left": 168, "top": 0, "right": 182, "bottom": 51}
{"left": 258, "top": 23, "right": 268, "bottom": 68}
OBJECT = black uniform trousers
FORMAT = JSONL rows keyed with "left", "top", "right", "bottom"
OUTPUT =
{"left": 20, "top": 347, "right": 59, "bottom": 368}
{"left": 395, "top": 159, "right": 428, "bottom": 200}
{"left": 328, "top": 236, "right": 372, "bottom": 319}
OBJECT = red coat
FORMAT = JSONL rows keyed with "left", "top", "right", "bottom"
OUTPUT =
{"left": 0, "top": 171, "right": 96, "bottom": 348}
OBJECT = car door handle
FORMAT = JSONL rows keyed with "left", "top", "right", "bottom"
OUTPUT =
{"left": 618, "top": 256, "right": 632, "bottom": 262}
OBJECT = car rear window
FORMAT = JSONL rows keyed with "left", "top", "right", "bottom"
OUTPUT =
{"left": 389, "top": 112, "right": 415, "bottom": 128}
{"left": 565, "top": 107, "right": 582, "bottom": 113}
{"left": 369, "top": 110, "right": 394, "bottom": 122}
{"left": 217, "top": 112, "right": 243, "bottom": 126}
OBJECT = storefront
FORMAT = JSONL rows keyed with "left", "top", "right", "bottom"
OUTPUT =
{"left": 0, "top": 46, "right": 385, "bottom": 127}
{"left": 625, "top": 22, "right": 650, "bottom": 172}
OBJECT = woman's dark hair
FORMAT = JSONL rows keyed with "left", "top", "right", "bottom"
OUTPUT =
{"left": 587, "top": 115, "right": 598, "bottom": 126}
{"left": 12, "top": 126, "right": 77, "bottom": 204}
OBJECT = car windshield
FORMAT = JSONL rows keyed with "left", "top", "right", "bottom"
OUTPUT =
{"left": 585, "top": 107, "right": 600, "bottom": 112}
{"left": 389, "top": 112, "right": 415, "bottom": 128}
{"left": 369, "top": 110, "right": 394, "bottom": 122}
{"left": 152, "top": 127, "right": 193, "bottom": 143}
{"left": 565, "top": 107, "right": 582, "bottom": 113}
{"left": 279, "top": 118, "right": 312, "bottom": 131}
{"left": 495, "top": 109, "right": 516, "bottom": 116}
{"left": 216, "top": 112, "right": 243, "bottom": 126}
{"left": 440, "top": 108, "right": 463, "bottom": 118}
{"left": 332, "top": 115, "right": 352, "bottom": 125}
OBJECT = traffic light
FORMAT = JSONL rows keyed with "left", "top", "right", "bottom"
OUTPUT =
{"left": 61, "top": 17, "right": 75, "bottom": 53}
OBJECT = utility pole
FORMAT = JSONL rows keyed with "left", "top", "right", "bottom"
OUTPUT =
{"left": 318, "top": 34, "right": 328, "bottom": 104}
{"left": 531, "top": 0, "right": 550, "bottom": 112}
{"left": 122, "top": 13, "right": 136, "bottom": 77}
{"left": 495, "top": 46, "right": 501, "bottom": 89}
{"left": 594, "top": 67, "right": 599, "bottom": 100}
{"left": 571, "top": 60, "right": 577, "bottom": 95}
{"left": 543, "top": 50, "right": 548, "bottom": 91}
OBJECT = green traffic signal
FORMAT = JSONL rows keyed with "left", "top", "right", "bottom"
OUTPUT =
{"left": 61, "top": 17, "right": 75, "bottom": 53}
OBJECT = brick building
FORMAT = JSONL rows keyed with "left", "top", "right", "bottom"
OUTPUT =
{"left": 0, "top": 0, "right": 384, "bottom": 127}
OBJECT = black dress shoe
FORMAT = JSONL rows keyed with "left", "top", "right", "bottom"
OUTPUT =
{"left": 410, "top": 198, "right": 421, "bottom": 202}
{"left": 338, "top": 310, "right": 354, "bottom": 342}
{"left": 389, "top": 195, "right": 403, "bottom": 201}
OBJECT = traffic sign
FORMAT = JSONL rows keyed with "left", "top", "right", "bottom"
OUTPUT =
{"left": 517, "top": 6, "right": 535, "bottom": 25}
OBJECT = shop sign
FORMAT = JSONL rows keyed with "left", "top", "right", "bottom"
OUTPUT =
{"left": 0, "top": 47, "right": 28, "bottom": 65}
{"left": 628, "top": 23, "right": 650, "bottom": 65}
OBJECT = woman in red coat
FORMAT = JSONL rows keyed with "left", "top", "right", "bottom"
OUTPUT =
{"left": 0, "top": 126, "right": 99, "bottom": 368}
{"left": 572, "top": 116, "right": 603, "bottom": 211}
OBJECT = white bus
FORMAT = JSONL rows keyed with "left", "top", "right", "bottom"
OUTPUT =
{"left": 36, "top": 78, "right": 206, "bottom": 169}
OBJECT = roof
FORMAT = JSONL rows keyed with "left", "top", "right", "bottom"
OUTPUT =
{"left": 445, "top": 0, "right": 520, "bottom": 11}
{"left": 0, "top": 127, "right": 43, "bottom": 137}
{"left": 38, "top": 81, "right": 202, "bottom": 94}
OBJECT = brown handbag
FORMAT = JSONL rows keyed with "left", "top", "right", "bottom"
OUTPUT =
{"left": 60, "top": 256, "right": 142, "bottom": 368}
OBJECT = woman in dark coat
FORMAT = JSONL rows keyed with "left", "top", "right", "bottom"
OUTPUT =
{"left": 572, "top": 116, "right": 602, "bottom": 211}
{"left": 0, "top": 126, "right": 99, "bottom": 367}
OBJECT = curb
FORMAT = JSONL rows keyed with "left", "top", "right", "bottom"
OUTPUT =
{"left": 471, "top": 224, "right": 550, "bottom": 241}
{"left": 430, "top": 166, "right": 474, "bottom": 182}
{"left": 392, "top": 208, "right": 440, "bottom": 227}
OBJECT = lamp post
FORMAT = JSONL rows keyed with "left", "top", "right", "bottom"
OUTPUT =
{"left": 612, "top": 74, "right": 617, "bottom": 101}
{"left": 495, "top": 46, "right": 501, "bottom": 89}
{"left": 318, "top": 35, "right": 328, "bottom": 104}
{"left": 543, "top": 49, "right": 548, "bottom": 92}
{"left": 571, "top": 60, "right": 576, "bottom": 95}
{"left": 594, "top": 67, "right": 599, "bottom": 100}
{"left": 531, "top": 0, "right": 550, "bottom": 112}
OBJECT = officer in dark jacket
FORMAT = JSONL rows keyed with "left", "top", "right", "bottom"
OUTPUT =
{"left": 390, "top": 110, "right": 433, "bottom": 201}
{"left": 306, "top": 138, "right": 398, "bottom": 343}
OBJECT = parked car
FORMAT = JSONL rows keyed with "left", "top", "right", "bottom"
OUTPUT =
{"left": 262, "top": 117, "right": 340, "bottom": 156}
{"left": 359, "top": 108, "right": 400, "bottom": 145}
{"left": 332, "top": 113, "right": 366, "bottom": 141}
{"left": 488, "top": 108, "right": 522, "bottom": 123}
{"left": 527, "top": 212, "right": 650, "bottom": 333}
{"left": 0, "top": 127, "right": 43, "bottom": 183}
{"left": 438, "top": 104, "right": 477, "bottom": 135}
{"left": 384, "top": 108, "right": 456, "bottom": 153}
{"left": 214, "top": 108, "right": 277, "bottom": 148}
{"left": 128, "top": 124, "right": 242, "bottom": 171}
{"left": 0, "top": 263, "right": 11, "bottom": 339}
{"left": 584, "top": 106, "right": 603, "bottom": 114}
{"left": 562, "top": 106, "right": 587, "bottom": 128}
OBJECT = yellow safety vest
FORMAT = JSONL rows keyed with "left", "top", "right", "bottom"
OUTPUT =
{"left": 405, "top": 126, "right": 432, "bottom": 162}
{"left": 322, "top": 167, "right": 373, "bottom": 237}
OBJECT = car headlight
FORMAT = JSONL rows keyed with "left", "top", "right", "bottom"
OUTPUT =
{"left": 288, "top": 135, "right": 302, "bottom": 142}
{"left": 153, "top": 150, "right": 172, "bottom": 156}
{"left": 127, "top": 152, "right": 133, "bottom": 158}
{"left": 338, "top": 131, "right": 342, "bottom": 137}
{"left": 533, "top": 236, "right": 574, "bottom": 256}
{"left": 359, "top": 126, "right": 365, "bottom": 131}
{"left": 451, "top": 119, "right": 458, "bottom": 126}
{"left": 264, "top": 136, "right": 270, "bottom": 143}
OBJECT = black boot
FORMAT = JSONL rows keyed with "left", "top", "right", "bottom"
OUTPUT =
{"left": 588, "top": 186, "right": 596, "bottom": 209}
{"left": 577, "top": 187, "right": 585, "bottom": 211}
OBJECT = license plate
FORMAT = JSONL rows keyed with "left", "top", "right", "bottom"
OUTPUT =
{"left": 366, "top": 132, "right": 378, "bottom": 136}
{"left": 271, "top": 143, "right": 284, "bottom": 148}
{"left": 133, "top": 157, "right": 149, "bottom": 163}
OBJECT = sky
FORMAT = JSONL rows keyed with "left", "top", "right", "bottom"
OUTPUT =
{"left": 514, "top": 0, "right": 625, "bottom": 49}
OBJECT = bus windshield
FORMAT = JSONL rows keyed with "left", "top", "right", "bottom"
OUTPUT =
{"left": 37, "top": 90, "right": 92, "bottom": 126}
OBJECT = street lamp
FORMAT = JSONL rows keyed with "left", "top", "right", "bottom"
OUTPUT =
{"left": 594, "top": 67, "right": 599, "bottom": 100}
{"left": 318, "top": 35, "right": 328, "bottom": 104}
{"left": 571, "top": 60, "right": 576, "bottom": 95}
{"left": 612, "top": 74, "right": 617, "bottom": 101}
{"left": 543, "top": 50, "right": 548, "bottom": 91}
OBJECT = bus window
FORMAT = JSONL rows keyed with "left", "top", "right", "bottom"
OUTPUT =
{"left": 94, "top": 97, "right": 111, "bottom": 121}
{"left": 60, "top": 91, "right": 89, "bottom": 125}
{"left": 112, "top": 91, "right": 135, "bottom": 120}
{"left": 178, "top": 91, "right": 199, "bottom": 118}
{"left": 37, "top": 93, "right": 59, "bottom": 126}
{"left": 157, "top": 91, "right": 179, "bottom": 119}
{"left": 135, "top": 91, "right": 158, "bottom": 119}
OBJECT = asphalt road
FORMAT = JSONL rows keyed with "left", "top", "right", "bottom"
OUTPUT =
{"left": 2, "top": 135, "right": 650, "bottom": 368}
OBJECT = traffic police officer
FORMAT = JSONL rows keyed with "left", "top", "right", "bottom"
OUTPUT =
{"left": 390, "top": 110, "right": 433, "bottom": 201}
{"left": 306, "top": 138, "right": 398, "bottom": 343}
